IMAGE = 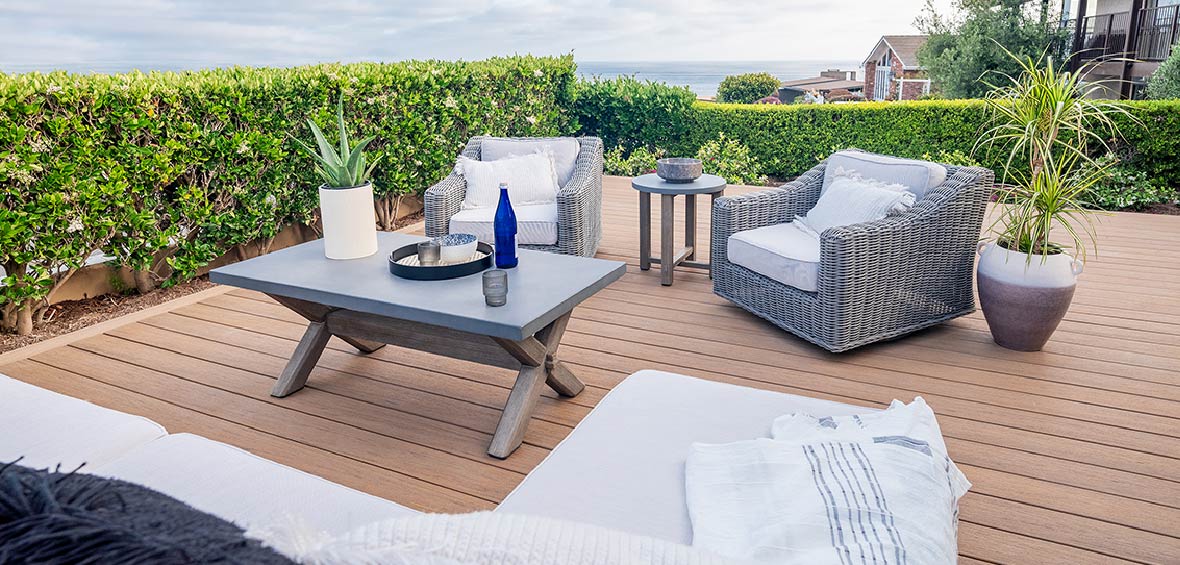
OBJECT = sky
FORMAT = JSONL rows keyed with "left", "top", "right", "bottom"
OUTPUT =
{"left": 0, "top": 0, "right": 957, "bottom": 74}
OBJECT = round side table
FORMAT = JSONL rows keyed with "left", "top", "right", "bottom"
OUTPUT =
{"left": 631, "top": 174, "right": 727, "bottom": 286}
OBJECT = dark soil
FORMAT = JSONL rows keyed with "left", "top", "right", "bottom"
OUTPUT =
{"left": 0, "top": 277, "right": 217, "bottom": 354}
{"left": 1140, "top": 202, "right": 1180, "bottom": 216}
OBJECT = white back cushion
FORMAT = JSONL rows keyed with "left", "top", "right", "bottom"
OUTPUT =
{"left": 480, "top": 137, "right": 581, "bottom": 187}
{"left": 822, "top": 150, "right": 947, "bottom": 198}
{"left": 457, "top": 153, "right": 558, "bottom": 209}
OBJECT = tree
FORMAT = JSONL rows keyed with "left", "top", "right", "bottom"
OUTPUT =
{"left": 717, "top": 73, "right": 781, "bottom": 104}
{"left": 1146, "top": 43, "right": 1180, "bottom": 99}
{"left": 916, "top": 0, "right": 1070, "bottom": 99}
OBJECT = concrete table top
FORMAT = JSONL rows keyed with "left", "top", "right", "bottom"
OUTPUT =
{"left": 631, "top": 173, "right": 727, "bottom": 195}
{"left": 211, "top": 232, "right": 626, "bottom": 341}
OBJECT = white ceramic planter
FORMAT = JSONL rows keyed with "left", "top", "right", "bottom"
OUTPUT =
{"left": 976, "top": 241, "right": 1084, "bottom": 351}
{"left": 319, "top": 183, "right": 378, "bottom": 260}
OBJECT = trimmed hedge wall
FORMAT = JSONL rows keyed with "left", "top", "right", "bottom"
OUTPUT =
{"left": 674, "top": 99, "right": 1180, "bottom": 184}
{"left": 671, "top": 100, "right": 1180, "bottom": 187}
{"left": 0, "top": 56, "right": 575, "bottom": 333}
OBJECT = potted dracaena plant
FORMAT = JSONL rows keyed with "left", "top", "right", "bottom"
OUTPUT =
{"left": 294, "top": 97, "right": 381, "bottom": 260}
{"left": 974, "top": 51, "right": 1133, "bottom": 351}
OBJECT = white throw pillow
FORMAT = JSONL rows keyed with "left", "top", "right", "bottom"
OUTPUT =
{"left": 480, "top": 137, "right": 581, "bottom": 187}
{"left": 796, "top": 170, "right": 915, "bottom": 237}
{"left": 457, "top": 153, "right": 559, "bottom": 210}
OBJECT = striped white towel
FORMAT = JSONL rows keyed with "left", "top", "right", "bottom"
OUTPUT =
{"left": 685, "top": 398, "right": 969, "bottom": 564}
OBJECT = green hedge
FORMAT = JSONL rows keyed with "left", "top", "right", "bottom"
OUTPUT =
{"left": 0, "top": 56, "right": 574, "bottom": 333}
{"left": 671, "top": 100, "right": 1180, "bottom": 187}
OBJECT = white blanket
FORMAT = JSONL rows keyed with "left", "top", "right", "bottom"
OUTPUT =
{"left": 685, "top": 398, "right": 969, "bottom": 564}
{"left": 259, "top": 512, "right": 750, "bottom": 565}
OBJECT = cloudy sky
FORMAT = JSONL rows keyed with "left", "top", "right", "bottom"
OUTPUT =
{"left": 0, "top": 0, "right": 955, "bottom": 73}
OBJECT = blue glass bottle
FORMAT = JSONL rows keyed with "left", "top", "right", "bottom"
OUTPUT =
{"left": 493, "top": 182, "right": 518, "bottom": 268}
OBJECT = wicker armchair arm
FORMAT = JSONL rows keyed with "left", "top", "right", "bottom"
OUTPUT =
{"left": 818, "top": 166, "right": 994, "bottom": 297}
{"left": 424, "top": 171, "right": 466, "bottom": 238}
{"left": 553, "top": 137, "right": 604, "bottom": 256}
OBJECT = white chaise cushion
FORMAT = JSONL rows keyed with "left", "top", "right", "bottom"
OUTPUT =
{"left": 449, "top": 202, "right": 559, "bottom": 246}
{"left": 726, "top": 221, "right": 821, "bottom": 292}
{"left": 0, "top": 373, "right": 166, "bottom": 470}
{"left": 457, "top": 153, "right": 559, "bottom": 210}
{"left": 822, "top": 150, "right": 947, "bottom": 199}
{"left": 91, "top": 433, "right": 416, "bottom": 536}
{"left": 497, "top": 370, "right": 867, "bottom": 544}
{"left": 480, "top": 137, "right": 581, "bottom": 187}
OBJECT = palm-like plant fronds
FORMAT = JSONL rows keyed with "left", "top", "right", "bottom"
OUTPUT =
{"left": 293, "top": 97, "right": 380, "bottom": 188}
{"left": 977, "top": 46, "right": 1137, "bottom": 262}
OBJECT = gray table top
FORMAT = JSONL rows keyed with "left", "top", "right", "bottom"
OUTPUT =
{"left": 210, "top": 232, "right": 626, "bottom": 341}
{"left": 631, "top": 174, "right": 727, "bottom": 195}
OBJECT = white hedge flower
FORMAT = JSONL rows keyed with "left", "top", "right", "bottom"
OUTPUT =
{"left": 67, "top": 218, "right": 84, "bottom": 233}
{"left": 526, "top": 116, "right": 537, "bottom": 124}
{"left": 533, "top": 69, "right": 543, "bottom": 77}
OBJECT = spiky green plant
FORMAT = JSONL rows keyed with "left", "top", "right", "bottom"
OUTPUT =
{"left": 294, "top": 97, "right": 380, "bottom": 188}
{"left": 977, "top": 49, "right": 1135, "bottom": 262}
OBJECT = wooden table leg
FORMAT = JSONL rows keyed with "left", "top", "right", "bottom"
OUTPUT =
{"left": 639, "top": 191, "right": 652, "bottom": 271}
{"left": 489, "top": 311, "right": 583, "bottom": 458}
{"left": 660, "top": 194, "right": 676, "bottom": 286}
{"left": 270, "top": 293, "right": 386, "bottom": 355}
{"left": 685, "top": 194, "right": 697, "bottom": 261}
{"left": 273, "top": 321, "right": 331, "bottom": 397}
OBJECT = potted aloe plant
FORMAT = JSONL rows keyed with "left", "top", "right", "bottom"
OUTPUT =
{"left": 295, "top": 97, "right": 381, "bottom": 260}
{"left": 975, "top": 53, "right": 1130, "bottom": 351}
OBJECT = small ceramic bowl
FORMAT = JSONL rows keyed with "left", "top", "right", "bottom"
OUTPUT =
{"left": 433, "top": 233, "right": 479, "bottom": 263}
{"left": 656, "top": 158, "right": 703, "bottom": 183}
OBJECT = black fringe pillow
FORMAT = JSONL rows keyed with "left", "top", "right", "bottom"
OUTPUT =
{"left": 0, "top": 461, "right": 292, "bottom": 564}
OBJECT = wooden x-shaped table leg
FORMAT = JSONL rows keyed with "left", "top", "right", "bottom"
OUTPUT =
{"left": 488, "top": 311, "right": 584, "bottom": 459}
{"left": 268, "top": 294, "right": 386, "bottom": 398}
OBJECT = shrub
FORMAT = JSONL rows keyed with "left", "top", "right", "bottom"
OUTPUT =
{"left": 604, "top": 145, "right": 663, "bottom": 176}
{"left": 1078, "top": 154, "right": 1177, "bottom": 211}
{"left": 923, "top": 149, "right": 980, "bottom": 168}
{"left": 1146, "top": 43, "right": 1180, "bottom": 99}
{"left": 716, "top": 73, "right": 781, "bottom": 104}
{"left": 695, "top": 133, "right": 765, "bottom": 185}
{"left": 571, "top": 76, "right": 694, "bottom": 152}
{"left": 0, "top": 56, "right": 575, "bottom": 335}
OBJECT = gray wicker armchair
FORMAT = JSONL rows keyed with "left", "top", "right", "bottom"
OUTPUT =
{"left": 424, "top": 136, "right": 604, "bottom": 257}
{"left": 711, "top": 152, "right": 994, "bottom": 352}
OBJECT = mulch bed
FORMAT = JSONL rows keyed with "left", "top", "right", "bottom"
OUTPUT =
{"left": 0, "top": 277, "right": 217, "bottom": 355}
{"left": 1141, "top": 202, "right": 1180, "bottom": 216}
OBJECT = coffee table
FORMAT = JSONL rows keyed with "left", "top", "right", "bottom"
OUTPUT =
{"left": 210, "top": 232, "right": 625, "bottom": 458}
{"left": 632, "top": 174, "right": 727, "bottom": 285}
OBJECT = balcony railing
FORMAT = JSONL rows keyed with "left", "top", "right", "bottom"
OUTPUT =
{"left": 1074, "top": 7, "right": 1177, "bottom": 64}
{"left": 1136, "top": 5, "right": 1179, "bottom": 61}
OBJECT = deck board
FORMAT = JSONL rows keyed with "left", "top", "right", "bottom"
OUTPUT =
{"left": 4, "top": 175, "right": 1179, "bottom": 563}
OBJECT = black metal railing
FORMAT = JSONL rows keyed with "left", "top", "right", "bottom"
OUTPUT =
{"left": 1136, "top": 5, "right": 1179, "bottom": 61}
{"left": 1077, "top": 11, "right": 1132, "bottom": 60}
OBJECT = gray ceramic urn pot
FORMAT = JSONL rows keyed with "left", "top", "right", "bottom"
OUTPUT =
{"left": 976, "top": 242, "right": 1083, "bottom": 351}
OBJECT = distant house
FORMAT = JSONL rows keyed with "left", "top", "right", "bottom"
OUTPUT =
{"left": 776, "top": 70, "right": 864, "bottom": 103}
{"left": 863, "top": 35, "right": 931, "bottom": 101}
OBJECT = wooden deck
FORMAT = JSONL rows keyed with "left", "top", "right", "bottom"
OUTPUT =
{"left": 4, "top": 176, "right": 1180, "bottom": 563}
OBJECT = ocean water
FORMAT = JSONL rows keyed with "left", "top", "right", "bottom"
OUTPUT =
{"left": 577, "top": 60, "right": 862, "bottom": 97}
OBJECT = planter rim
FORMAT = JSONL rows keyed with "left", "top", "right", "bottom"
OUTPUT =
{"left": 319, "top": 182, "right": 372, "bottom": 191}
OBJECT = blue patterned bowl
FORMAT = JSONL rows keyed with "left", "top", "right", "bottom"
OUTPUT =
{"left": 433, "top": 233, "right": 479, "bottom": 263}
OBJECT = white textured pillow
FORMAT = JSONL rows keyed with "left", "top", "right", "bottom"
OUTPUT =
{"left": 795, "top": 172, "right": 915, "bottom": 237}
{"left": 457, "top": 153, "right": 559, "bottom": 210}
{"left": 480, "top": 137, "right": 581, "bottom": 187}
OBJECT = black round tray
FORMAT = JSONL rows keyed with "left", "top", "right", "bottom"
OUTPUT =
{"left": 388, "top": 242, "right": 494, "bottom": 281}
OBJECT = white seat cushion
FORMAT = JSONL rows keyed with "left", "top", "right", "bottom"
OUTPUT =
{"left": 91, "top": 433, "right": 416, "bottom": 536}
{"left": 496, "top": 370, "right": 867, "bottom": 544}
{"left": 726, "top": 222, "right": 820, "bottom": 292}
{"left": 449, "top": 202, "right": 559, "bottom": 246}
{"left": 480, "top": 137, "right": 581, "bottom": 187}
{"left": 0, "top": 373, "right": 166, "bottom": 470}
{"left": 822, "top": 150, "right": 947, "bottom": 199}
